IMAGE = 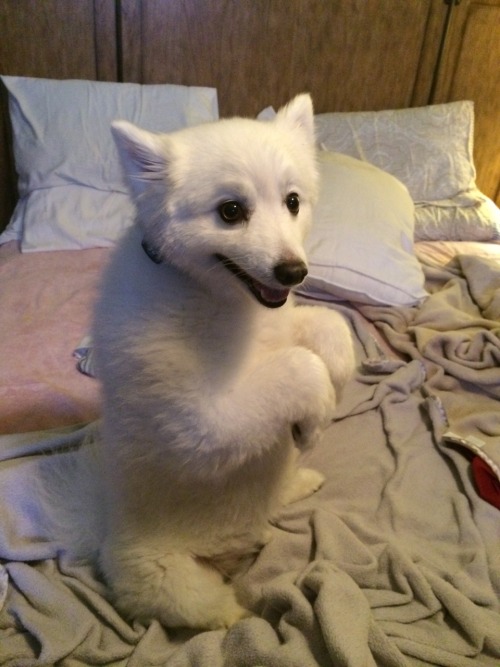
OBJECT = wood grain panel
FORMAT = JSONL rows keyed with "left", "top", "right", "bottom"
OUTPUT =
{"left": 1, "top": 0, "right": 498, "bottom": 228}
{"left": 123, "top": 0, "right": 436, "bottom": 116}
{"left": 94, "top": 0, "right": 120, "bottom": 82}
{"left": 432, "top": 0, "right": 500, "bottom": 204}
{"left": 0, "top": 0, "right": 117, "bottom": 231}
{"left": 119, "top": 0, "right": 143, "bottom": 83}
{"left": 287, "top": 0, "right": 435, "bottom": 114}
{"left": 411, "top": 0, "right": 449, "bottom": 106}
{"left": 0, "top": 80, "right": 17, "bottom": 234}
{"left": 0, "top": 0, "right": 116, "bottom": 80}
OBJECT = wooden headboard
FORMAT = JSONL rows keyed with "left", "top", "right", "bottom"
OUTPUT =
{"left": 1, "top": 0, "right": 499, "bottom": 232}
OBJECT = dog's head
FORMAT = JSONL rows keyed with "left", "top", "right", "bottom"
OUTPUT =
{"left": 111, "top": 94, "right": 318, "bottom": 309}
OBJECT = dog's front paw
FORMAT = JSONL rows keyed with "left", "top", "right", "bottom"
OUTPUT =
{"left": 291, "top": 362, "right": 336, "bottom": 451}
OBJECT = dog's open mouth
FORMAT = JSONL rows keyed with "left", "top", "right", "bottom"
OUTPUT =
{"left": 215, "top": 254, "right": 289, "bottom": 309}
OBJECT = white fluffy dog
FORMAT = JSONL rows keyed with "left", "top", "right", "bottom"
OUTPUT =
{"left": 75, "top": 94, "right": 354, "bottom": 629}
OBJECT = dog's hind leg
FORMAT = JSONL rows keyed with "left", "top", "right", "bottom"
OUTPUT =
{"left": 100, "top": 543, "right": 250, "bottom": 629}
{"left": 280, "top": 466, "right": 325, "bottom": 505}
{"left": 277, "top": 448, "right": 325, "bottom": 506}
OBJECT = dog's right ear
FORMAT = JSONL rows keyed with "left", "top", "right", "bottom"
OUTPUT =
{"left": 275, "top": 94, "right": 315, "bottom": 148}
{"left": 111, "top": 120, "right": 168, "bottom": 200}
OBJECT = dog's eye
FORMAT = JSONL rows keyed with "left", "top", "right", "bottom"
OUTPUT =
{"left": 218, "top": 200, "right": 245, "bottom": 224}
{"left": 286, "top": 193, "right": 300, "bottom": 215}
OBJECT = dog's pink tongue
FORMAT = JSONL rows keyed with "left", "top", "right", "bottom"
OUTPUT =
{"left": 260, "top": 286, "right": 290, "bottom": 303}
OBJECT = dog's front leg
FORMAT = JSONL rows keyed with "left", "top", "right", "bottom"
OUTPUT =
{"left": 291, "top": 305, "right": 356, "bottom": 395}
{"left": 200, "top": 345, "right": 336, "bottom": 472}
{"left": 198, "top": 347, "right": 333, "bottom": 512}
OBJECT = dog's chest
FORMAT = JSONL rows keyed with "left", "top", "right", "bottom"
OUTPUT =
{"left": 253, "top": 306, "right": 295, "bottom": 351}
{"left": 170, "top": 299, "right": 296, "bottom": 379}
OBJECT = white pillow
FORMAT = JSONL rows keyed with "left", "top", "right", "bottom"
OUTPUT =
{"left": 314, "top": 102, "right": 500, "bottom": 242}
{"left": 0, "top": 76, "right": 219, "bottom": 251}
{"left": 297, "top": 151, "right": 427, "bottom": 307}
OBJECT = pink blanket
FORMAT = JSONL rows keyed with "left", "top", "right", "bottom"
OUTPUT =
{"left": 0, "top": 242, "right": 107, "bottom": 434}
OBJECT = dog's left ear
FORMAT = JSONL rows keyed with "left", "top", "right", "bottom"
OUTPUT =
{"left": 111, "top": 120, "right": 168, "bottom": 201}
{"left": 275, "top": 93, "right": 315, "bottom": 146}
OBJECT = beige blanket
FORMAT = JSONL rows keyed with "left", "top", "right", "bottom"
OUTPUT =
{"left": 360, "top": 254, "right": 500, "bottom": 474}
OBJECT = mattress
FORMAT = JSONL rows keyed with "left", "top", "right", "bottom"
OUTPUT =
{"left": 0, "top": 238, "right": 499, "bottom": 665}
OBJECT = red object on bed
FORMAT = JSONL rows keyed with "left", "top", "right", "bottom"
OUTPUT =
{"left": 472, "top": 456, "right": 500, "bottom": 511}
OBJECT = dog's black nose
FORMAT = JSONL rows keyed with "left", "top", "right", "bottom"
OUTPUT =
{"left": 274, "top": 260, "right": 308, "bottom": 286}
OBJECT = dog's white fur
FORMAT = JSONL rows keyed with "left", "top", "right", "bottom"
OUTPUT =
{"left": 47, "top": 95, "right": 355, "bottom": 629}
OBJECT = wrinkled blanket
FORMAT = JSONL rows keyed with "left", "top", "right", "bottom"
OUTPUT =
{"left": 360, "top": 254, "right": 500, "bottom": 486}
{"left": 1, "top": 256, "right": 499, "bottom": 666}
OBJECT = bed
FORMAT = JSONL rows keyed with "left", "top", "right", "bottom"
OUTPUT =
{"left": 1, "top": 2, "right": 500, "bottom": 665}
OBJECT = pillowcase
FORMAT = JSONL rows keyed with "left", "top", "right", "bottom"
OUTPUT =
{"left": 314, "top": 101, "right": 500, "bottom": 242}
{"left": 297, "top": 151, "right": 427, "bottom": 307}
{"left": 0, "top": 76, "right": 219, "bottom": 251}
{"left": 414, "top": 196, "right": 500, "bottom": 242}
